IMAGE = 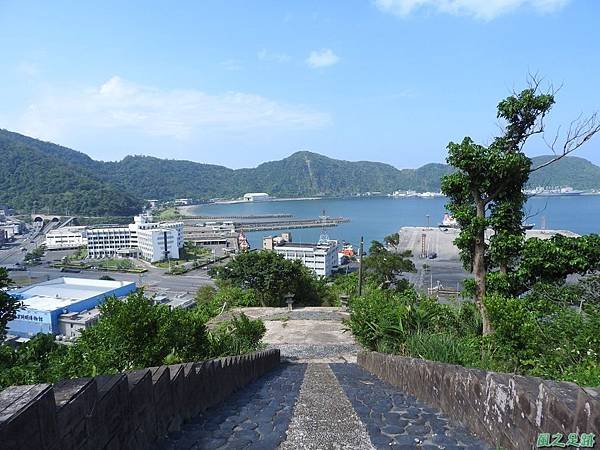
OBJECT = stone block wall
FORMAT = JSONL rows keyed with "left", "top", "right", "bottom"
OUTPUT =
{"left": 358, "top": 351, "right": 599, "bottom": 450}
{"left": 0, "top": 349, "right": 280, "bottom": 450}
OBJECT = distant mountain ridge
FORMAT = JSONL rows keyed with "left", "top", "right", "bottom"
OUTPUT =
{"left": 1, "top": 129, "right": 599, "bottom": 216}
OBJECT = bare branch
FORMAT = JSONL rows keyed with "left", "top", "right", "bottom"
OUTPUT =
{"left": 531, "top": 111, "right": 600, "bottom": 173}
{"left": 523, "top": 200, "right": 548, "bottom": 222}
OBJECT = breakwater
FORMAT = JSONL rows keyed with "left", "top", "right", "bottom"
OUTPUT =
{"left": 238, "top": 217, "right": 350, "bottom": 232}
{"left": 181, "top": 214, "right": 293, "bottom": 221}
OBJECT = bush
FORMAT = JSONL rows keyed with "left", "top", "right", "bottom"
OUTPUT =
{"left": 403, "top": 333, "right": 480, "bottom": 366}
{"left": 485, "top": 293, "right": 600, "bottom": 385}
{"left": 47, "top": 291, "right": 210, "bottom": 379}
{"left": 195, "top": 285, "right": 258, "bottom": 321}
{"left": 207, "top": 314, "right": 266, "bottom": 357}
{"left": 347, "top": 289, "right": 481, "bottom": 354}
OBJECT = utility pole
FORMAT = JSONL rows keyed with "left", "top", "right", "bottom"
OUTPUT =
{"left": 357, "top": 236, "right": 364, "bottom": 297}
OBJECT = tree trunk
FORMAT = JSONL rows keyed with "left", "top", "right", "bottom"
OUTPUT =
{"left": 473, "top": 199, "right": 492, "bottom": 335}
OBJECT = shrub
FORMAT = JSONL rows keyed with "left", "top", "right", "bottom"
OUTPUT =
{"left": 207, "top": 314, "right": 266, "bottom": 357}
{"left": 403, "top": 333, "right": 479, "bottom": 366}
{"left": 347, "top": 289, "right": 482, "bottom": 354}
{"left": 485, "top": 293, "right": 600, "bottom": 384}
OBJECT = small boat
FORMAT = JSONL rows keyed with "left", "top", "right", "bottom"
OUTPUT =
{"left": 338, "top": 242, "right": 355, "bottom": 257}
{"left": 438, "top": 213, "right": 459, "bottom": 229}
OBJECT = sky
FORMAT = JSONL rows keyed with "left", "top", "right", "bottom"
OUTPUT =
{"left": 1, "top": 0, "right": 600, "bottom": 169}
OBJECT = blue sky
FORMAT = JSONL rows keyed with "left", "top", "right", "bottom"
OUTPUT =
{"left": 1, "top": 0, "right": 599, "bottom": 168}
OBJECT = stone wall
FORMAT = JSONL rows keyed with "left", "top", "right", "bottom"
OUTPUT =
{"left": 358, "top": 351, "right": 600, "bottom": 450}
{"left": 0, "top": 349, "right": 280, "bottom": 450}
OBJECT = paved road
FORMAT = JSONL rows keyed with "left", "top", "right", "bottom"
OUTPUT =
{"left": 156, "top": 362, "right": 493, "bottom": 450}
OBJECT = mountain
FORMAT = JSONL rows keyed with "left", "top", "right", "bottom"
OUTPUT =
{"left": 1, "top": 129, "right": 599, "bottom": 216}
{"left": 0, "top": 131, "right": 142, "bottom": 216}
{"left": 234, "top": 151, "right": 453, "bottom": 196}
{"left": 528, "top": 155, "right": 600, "bottom": 189}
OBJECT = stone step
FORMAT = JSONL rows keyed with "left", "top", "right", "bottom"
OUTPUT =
{"left": 156, "top": 362, "right": 493, "bottom": 449}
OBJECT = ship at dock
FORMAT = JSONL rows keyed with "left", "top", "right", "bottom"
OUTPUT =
{"left": 524, "top": 186, "right": 583, "bottom": 197}
{"left": 438, "top": 213, "right": 534, "bottom": 230}
{"left": 438, "top": 213, "right": 460, "bottom": 229}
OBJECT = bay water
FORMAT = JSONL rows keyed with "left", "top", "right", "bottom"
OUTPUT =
{"left": 187, "top": 196, "right": 600, "bottom": 249}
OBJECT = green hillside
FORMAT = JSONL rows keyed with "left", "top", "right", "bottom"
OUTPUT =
{"left": 100, "top": 155, "right": 237, "bottom": 200}
{"left": 528, "top": 155, "right": 600, "bottom": 189}
{"left": 0, "top": 131, "right": 142, "bottom": 216}
{"left": 1, "top": 129, "right": 599, "bottom": 216}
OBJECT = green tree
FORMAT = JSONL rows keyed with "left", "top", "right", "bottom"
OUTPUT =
{"left": 515, "top": 234, "right": 600, "bottom": 293}
{"left": 383, "top": 232, "right": 400, "bottom": 250}
{"left": 363, "top": 240, "right": 416, "bottom": 291}
{"left": 210, "top": 251, "right": 321, "bottom": 306}
{"left": 0, "top": 268, "right": 20, "bottom": 340}
{"left": 441, "top": 79, "right": 600, "bottom": 334}
{"left": 49, "top": 291, "right": 209, "bottom": 378}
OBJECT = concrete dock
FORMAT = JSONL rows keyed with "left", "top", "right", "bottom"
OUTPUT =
{"left": 396, "top": 226, "right": 579, "bottom": 300}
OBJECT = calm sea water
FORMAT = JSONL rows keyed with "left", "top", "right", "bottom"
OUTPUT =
{"left": 188, "top": 196, "right": 600, "bottom": 249}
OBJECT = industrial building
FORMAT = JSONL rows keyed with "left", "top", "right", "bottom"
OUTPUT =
{"left": 6, "top": 277, "right": 136, "bottom": 338}
{"left": 264, "top": 232, "right": 340, "bottom": 276}
{"left": 184, "top": 221, "right": 238, "bottom": 248}
{"left": 0, "top": 222, "right": 21, "bottom": 239}
{"left": 58, "top": 308, "right": 101, "bottom": 339}
{"left": 243, "top": 192, "right": 271, "bottom": 202}
{"left": 45, "top": 226, "right": 88, "bottom": 250}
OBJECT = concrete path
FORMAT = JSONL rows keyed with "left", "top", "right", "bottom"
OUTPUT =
{"left": 161, "top": 308, "right": 494, "bottom": 449}
{"left": 156, "top": 362, "right": 493, "bottom": 450}
{"left": 217, "top": 307, "right": 360, "bottom": 363}
{"left": 280, "top": 364, "right": 373, "bottom": 450}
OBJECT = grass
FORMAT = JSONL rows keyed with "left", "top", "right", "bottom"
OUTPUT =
{"left": 155, "top": 208, "right": 181, "bottom": 221}
{"left": 96, "top": 258, "right": 136, "bottom": 270}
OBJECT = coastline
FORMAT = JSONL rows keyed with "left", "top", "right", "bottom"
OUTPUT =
{"left": 178, "top": 197, "right": 323, "bottom": 215}
{"left": 177, "top": 191, "right": 600, "bottom": 218}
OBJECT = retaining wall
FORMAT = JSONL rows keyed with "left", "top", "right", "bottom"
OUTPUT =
{"left": 358, "top": 351, "right": 600, "bottom": 450}
{"left": 0, "top": 349, "right": 280, "bottom": 450}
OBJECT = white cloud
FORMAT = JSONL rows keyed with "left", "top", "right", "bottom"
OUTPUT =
{"left": 16, "top": 61, "right": 40, "bottom": 77}
{"left": 306, "top": 49, "right": 340, "bottom": 68}
{"left": 257, "top": 49, "right": 291, "bottom": 63}
{"left": 220, "top": 59, "right": 243, "bottom": 71}
{"left": 374, "top": 0, "right": 570, "bottom": 20}
{"left": 14, "top": 76, "right": 331, "bottom": 141}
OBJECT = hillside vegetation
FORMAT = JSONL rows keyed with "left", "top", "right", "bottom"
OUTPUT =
{"left": 1, "top": 129, "right": 599, "bottom": 215}
{"left": 0, "top": 133, "right": 142, "bottom": 216}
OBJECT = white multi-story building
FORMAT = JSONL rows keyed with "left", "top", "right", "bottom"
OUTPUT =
{"left": 86, "top": 226, "right": 134, "bottom": 259}
{"left": 136, "top": 227, "right": 180, "bottom": 262}
{"left": 45, "top": 226, "right": 88, "bottom": 250}
{"left": 272, "top": 239, "right": 340, "bottom": 276}
{"left": 85, "top": 215, "right": 184, "bottom": 263}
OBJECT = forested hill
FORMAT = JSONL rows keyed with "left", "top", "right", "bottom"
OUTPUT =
{"left": 1, "top": 129, "right": 599, "bottom": 215}
{"left": 0, "top": 131, "right": 142, "bottom": 216}
{"left": 527, "top": 155, "right": 600, "bottom": 189}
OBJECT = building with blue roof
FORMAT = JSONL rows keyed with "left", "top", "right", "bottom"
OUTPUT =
{"left": 7, "top": 277, "right": 136, "bottom": 338}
